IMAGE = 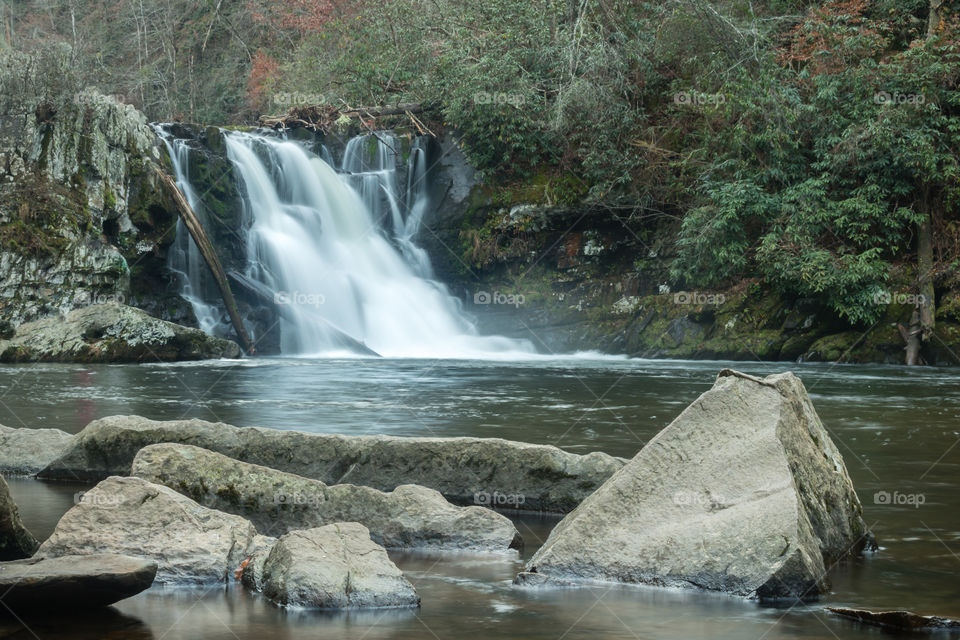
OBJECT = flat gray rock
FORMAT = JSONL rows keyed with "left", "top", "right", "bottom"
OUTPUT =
{"left": 0, "top": 476, "right": 38, "bottom": 560}
{"left": 827, "top": 607, "right": 960, "bottom": 631}
{"left": 241, "top": 523, "right": 419, "bottom": 609}
{"left": 37, "top": 476, "right": 268, "bottom": 585}
{"left": 517, "top": 370, "right": 871, "bottom": 600}
{"left": 0, "top": 303, "right": 240, "bottom": 363}
{"left": 0, "top": 425, "right": 74, "bottom": 476}
{"left": 132, "top": 443, "right": 522, "bottom": 552}
{"left": 0, "top": 554, "right": 156, "bottom": 611}
{"left": 40, "top": 415, "right": 625, "bottom": 513}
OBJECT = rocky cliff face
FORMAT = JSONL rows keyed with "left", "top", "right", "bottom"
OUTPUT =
{"left": 419, "top": 170, "right": 960, "bottom": 365}
{"left": 0, "top": 46, "right": 188, "bottom": 331}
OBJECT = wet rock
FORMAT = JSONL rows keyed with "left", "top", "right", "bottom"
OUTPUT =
{"left": 0, "top": 476, "right": 38, "bottom": 560}
{"left": 826, "top": 607, "right": 960, "bottom": 631}
{"left": 0, "top": 554, "right": 156, "bottom": 611}
{"left": 516, "top": 370, "right": 871, "bottom": 600}
{"left": 0, "top": 303, "right": 240, "bottom": 363}
{"left": 0, "top": 425, "right": 74, "bottom": 476}
{"left": 41, "top": 415, "right": 625, "bottom": 513}
{"left": 241, "top": 523, "right": 419, "bottom": 609}
{"left": 132, "top": 443, "right": 522, "bottom": 552}
{"left": 37, "top": 476, "right": 265, "bottom": 584}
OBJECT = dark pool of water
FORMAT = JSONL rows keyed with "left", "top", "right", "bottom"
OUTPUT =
{"left": 1, "top": 357, "right": 958, "bottom": 639}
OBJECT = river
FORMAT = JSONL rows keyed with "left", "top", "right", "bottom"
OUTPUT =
{"left": 1, "top": 357, "right": 958, "bottom": 639}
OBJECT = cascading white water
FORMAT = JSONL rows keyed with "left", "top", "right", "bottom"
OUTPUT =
{"left": 155, "top": 126, "right": 228, "bottom": 336}
{"left": 166, "top": 127, "right": 534, "bottom": 358}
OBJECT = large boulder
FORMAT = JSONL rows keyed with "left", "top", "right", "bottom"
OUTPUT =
{"left": 132, "top": 443, "right": 522, "bottom": 551}
{"left": 0, "top": 425, "right": 74, "bottom": 476}
{"left": 37, "top": 476, "right": 268, "bottom": 584}
{"left": 0, "top": 554, "right": 156, "bottom": 611}
{"left": 516, "top": 370, "right": 871, "bottom": 600}
{"left": 241, "top": 523, "right": 419, "bottom": 609}
{"left": 0, "top": 476, "right": 38, "bottom": 560}
{"left": 0, "top": 303, "right": 240, "bottom": 363}
{"left": 40, "top": 415, "right": 625, "bottom": 513}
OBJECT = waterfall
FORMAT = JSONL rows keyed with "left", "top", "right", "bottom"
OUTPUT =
{"left": 155, "top": 126, "right": 228, "bottom": 336}
{"left": 162, "top": 127, "right": 534, "bottom": 359}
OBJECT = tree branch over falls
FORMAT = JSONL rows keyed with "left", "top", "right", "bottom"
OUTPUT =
{"left": 153, "top": 166, "right": 256, "bottom": 355}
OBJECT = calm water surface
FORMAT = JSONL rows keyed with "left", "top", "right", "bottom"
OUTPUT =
{"left": 1, "top": 357, "right": 958, "bottom": 639}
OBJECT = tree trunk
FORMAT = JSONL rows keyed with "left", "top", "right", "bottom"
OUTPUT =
{"left": 905, "top": 0, "right": 944, "bottom": 364}
{"left": 154, "top": 167, "right": 256, "bottom": 355}
{"left": 899, "top": 309, "right": 922, "bottom": 366}
{"left": 928, "top": 0, "right": 944, "bottom": 37}
{"left": 917, "top": 211, "right": 935, "bottom": 343}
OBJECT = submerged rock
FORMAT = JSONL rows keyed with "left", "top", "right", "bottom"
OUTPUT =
{"left": 516, "top": 370, "right": 871, "bottom": 600}
{"left": 132, "top": 443, "right": 522, "bottom": 551}
{"left": 0, "top": 303, "right": 240, "bottom": 363}
{"left": 241, "top": 523, "right": 419, "bottom": 609}
{"left": 41, "top": 415, "right": 624, "bottom": 513}
{"left": 0, "top": 425, "right": 74, "bottom": 476}
{"left": 0, "top": 476, "right": 39, "bottom": 560}
{"left": 37, "top": 476, "right": 266, "bottom": 584}
{"left": 827, "top": 607, "right": 960, "bottom": 631}
{"left": 0, "top": 554, "right": 156, "bottom": 611}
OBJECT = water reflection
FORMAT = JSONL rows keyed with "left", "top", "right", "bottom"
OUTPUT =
{"left": 2, "top": 359, "right": 959, "bottom": 639}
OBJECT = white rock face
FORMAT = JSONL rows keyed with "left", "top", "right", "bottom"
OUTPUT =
{"left": 37, "top": 476, "right": 266, "bottom": 585}
{"left": 517, "top": 370, "right": 871, "bottom": 600}
{"left": 242, "top": 523, "right": 419, "bottom": 609}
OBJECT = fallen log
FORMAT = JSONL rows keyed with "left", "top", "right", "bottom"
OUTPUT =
{"left": 258, "top": 103, "right": 423, "bottom": 132}
{"left": 153, "top": 167, "right": 256, "bottom": 355}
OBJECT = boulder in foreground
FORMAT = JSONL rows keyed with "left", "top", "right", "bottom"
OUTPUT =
{"left": 0, "top": 554, "right": 156, "bottom": 611}
{"left": 132, "top": 443, "right": 522, "bottom": 551}
{"left": 0, "top": 425, "right": 74, "bottom": 476}
{"left": 241, "top": 523, "right": 419, "bottom": 609}
{"left": 517, "top": 370, "right": 871, "bottom": 600}
{"left": 40, "top": 415, "right": 624, "bottom": 513}
{"left": 0, "top": 303, "right": 240, "bottom": 363}
{"left": 37, "top": 476, "right": 267, "bottom": 584}
{"left": 827, "top": 607, "right": 960, "bottom": 631}
{"left": 0, "top": 476, "right": 38, "bottom": 560}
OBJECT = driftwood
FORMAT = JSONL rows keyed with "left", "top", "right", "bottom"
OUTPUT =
{"left": 258, "top": 103, "right": 424, "bottom": 133}
{"left": 227, "top": 271, "right": 381, "bottom": 358}
{"left": 153, "top": 167, "right": 256, "bottom": 355}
